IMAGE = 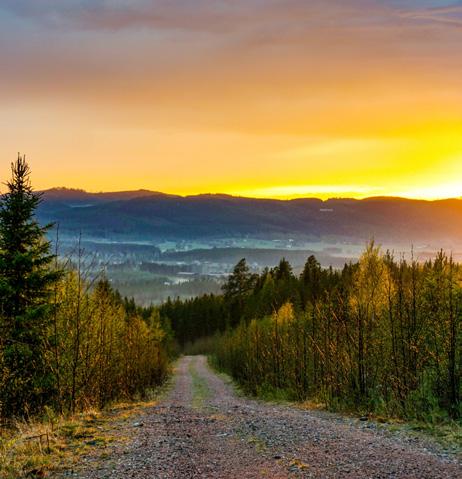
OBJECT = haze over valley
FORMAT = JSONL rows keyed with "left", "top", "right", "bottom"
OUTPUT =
{"left": 39, "top": 187, "right": 462, "bottom": 304}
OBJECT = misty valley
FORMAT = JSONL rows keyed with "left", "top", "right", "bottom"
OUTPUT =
{"left": 40, "top": 188, "right": 462, "bottom": 306}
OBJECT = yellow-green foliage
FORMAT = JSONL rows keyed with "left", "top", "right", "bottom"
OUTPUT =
{"left": 0, "top": 269, "right": 171, "bottom": 421}
{"left": 0, "top": 156, "right": 172, "bottom": 422}
{"left": 212, "top": 243, "right": 462, "bottom": 421}
{"left": 48, "top": 274, "right": 170, "bottom": 414}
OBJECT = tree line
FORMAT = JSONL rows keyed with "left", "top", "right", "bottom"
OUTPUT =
{"left": 161, "top": 245, "right": 461, "bottom": 420}
{"left": 0, "top": 156, "right": 171, "bottom": 420}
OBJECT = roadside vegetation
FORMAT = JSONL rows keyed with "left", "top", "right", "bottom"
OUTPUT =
{"left": 163, "top": 245, "right": 462, "bottom": 434}
{"left": 0, "top": 396, "right": 166, "bottom": 479}
{"left": 0, "top": 156, "right": 173, "bottom": 477}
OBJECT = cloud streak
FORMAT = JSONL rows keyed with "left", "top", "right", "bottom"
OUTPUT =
{"left": 3, "top": 0, "right": 457, "bottom": 32}
{"left": 398, "top": 2, "right": 462, "bottom": 28}
{"left": 1, "top": 1, "right": 276, "bottom": 33}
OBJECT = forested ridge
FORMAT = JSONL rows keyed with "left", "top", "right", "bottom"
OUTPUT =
{"left": 0, "top": 157, "right": 172, "bottom": 422}
{"left": 161, "top": 247, "right": 462, "bottom": 421}
{"left": 37, "top": 186, "right": 462, "bottom": 244}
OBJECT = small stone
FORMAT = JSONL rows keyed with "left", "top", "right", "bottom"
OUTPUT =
{"left": 85, "top": 439, "right": 100, "bottom": 446}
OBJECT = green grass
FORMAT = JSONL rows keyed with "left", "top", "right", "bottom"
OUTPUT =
{"left": 189, "top": 360, "right": 211, "bottom": 409}
{"left": 246, "top": 435, "right": 268, "bottom": 453}
{"left": 392, "top": 419, "right": 462, "bottom": 451}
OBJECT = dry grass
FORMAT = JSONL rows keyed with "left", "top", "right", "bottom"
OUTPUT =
{"left": 0, "top": 400, "right": 158, "bottom": 479}
{"left": 298, "top": 399, "right": 327, "bottom": 411}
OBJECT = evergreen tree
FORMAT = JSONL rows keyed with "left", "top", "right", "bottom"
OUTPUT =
{"left": 300, "top": 255, "right": 322, "bottom": 305}
{"left": 222, "top": 258, "right": 255, "bottom": 298}
{"left": 274, "top": 258, "right": 293, "bottom": 281}
{"left": 0, "top": 155, "right": 60, "bottom": 417}
{"left": 222, "top": 258, "right": 256, "bottom": 325}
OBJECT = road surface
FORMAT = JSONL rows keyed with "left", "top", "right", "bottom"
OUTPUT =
{"left": 72, "top": 355, "right": 462, "bottom": 478}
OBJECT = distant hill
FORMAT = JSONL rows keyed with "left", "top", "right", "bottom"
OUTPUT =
{"left": 39, "top": 187, "right": 174, "bottom": 207}
{"left": 36, "top": 188, "right": 462, "bottom": 245}
{"left": 41, "top": 187, "right": 173, "bottom": 200}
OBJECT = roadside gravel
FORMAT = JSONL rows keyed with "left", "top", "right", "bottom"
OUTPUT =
{"left": 61, "top": 355, "right": 462, "bottom": 478}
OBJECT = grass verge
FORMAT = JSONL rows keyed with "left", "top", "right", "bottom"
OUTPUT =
{"left": 0, "top": 379, "right": 174, "bottom": 479}
{"left": 0, "top": 401, "right": 151, "bottom": 479}
{"left": 189, "top": 360, "right": 211, "bottom": 409}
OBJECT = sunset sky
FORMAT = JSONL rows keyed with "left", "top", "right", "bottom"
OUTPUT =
{"left": 1, "top": 0, "right": 462, "bottom": 199}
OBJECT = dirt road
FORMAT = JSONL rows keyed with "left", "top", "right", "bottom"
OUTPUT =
{"left": 73, "top": 355, "right": 461, "bottom": 478}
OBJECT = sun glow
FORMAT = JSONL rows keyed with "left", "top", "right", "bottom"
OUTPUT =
{"left": 232, "top": 185, "right": 385, "bottom": 200}
{"left": 0, "top": 1, "right": 461, "bottom": 199}
{"left": 231, "top": 182, "right": 462, "bottom": 201}
{"left": 225, "top": 131, "right": 462, "bottom": 200}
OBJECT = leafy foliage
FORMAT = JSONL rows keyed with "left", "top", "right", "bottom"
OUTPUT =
{"left": 0, "top": 156, "right": 172, "bottom": 421}
{"left": 49, "top": 274, "right": 171, "bottom": 414}
{"left": 166, "top": 243, "right": 462, "bottom": 420}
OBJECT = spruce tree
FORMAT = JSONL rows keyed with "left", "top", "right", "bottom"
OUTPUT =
{"left": 222, "top": 258, "right": 256, "bottom": 325}
{"left": 301, "top": 255, "right": 322, "bottom": 305}
{"left": 0, "top": 155, "right": 59, "bottom": 417}
{"left": 222, "top": 258, "right": 254, "bottom": 299}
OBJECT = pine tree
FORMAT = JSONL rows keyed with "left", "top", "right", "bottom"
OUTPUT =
{"left": 222, "top": 258, "right": 254, "bottom": 298}
{"left": 301, "top": 255, "right": 322, "bottom": 305}
{"left": 0, "top": 155, "right": 60, "bottom": 417}
{"left": 222, "top": 258, "right": 256, "bottom": 325}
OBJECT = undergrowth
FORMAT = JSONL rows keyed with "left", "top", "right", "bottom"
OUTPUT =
{"left": 0, "top": 395, "right": 162, "bottom": 479}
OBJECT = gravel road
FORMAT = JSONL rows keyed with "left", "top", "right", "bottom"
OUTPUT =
{"left": 71, "top": 355, "right": 462, "bottom": 478}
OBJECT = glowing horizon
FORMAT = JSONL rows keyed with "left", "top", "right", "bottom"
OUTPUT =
{"left": 1, "top": 1, "right": 461, "bottom": 199}
{"left": 35, "top": 181, "right": 462, "bottom": 202}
